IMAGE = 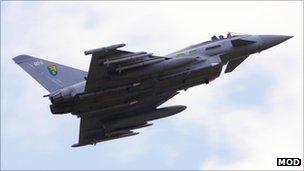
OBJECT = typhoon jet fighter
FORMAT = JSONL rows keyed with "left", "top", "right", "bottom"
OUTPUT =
{"left": 13, "top": 32, "right": 292, "bottom": 147}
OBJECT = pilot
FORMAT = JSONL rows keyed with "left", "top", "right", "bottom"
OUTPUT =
{"left": 219, "top": 35, "right": 224, "bottom": 39}
{"left": 227, "top": 32, "right": 232, "bottom": 38}
{"left": 211, "top": 35, "right": 218, "bottom": 41}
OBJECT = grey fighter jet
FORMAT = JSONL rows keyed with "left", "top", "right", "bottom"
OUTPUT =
{"left": 13, "top": 32, "right": 292, "bottom": 147}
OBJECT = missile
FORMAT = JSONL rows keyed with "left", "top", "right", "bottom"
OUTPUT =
{"left": 71, "top": 131, "right": 139, "bottom": 147}
{"left": 76, "top": 123, "right": 152, "bottom": 146}
{"left": 116, "top": 58, "right": 165, "bottom": 72}
{"left": 125, "top": 56, "right": 197, "bottom": 77}
{"left": 103, "top": 105, "right": 186, "bottom": 131}
{"left": 102, "top": 52, "right": 150, "bottom": 65}
{"left": 109, "top": 123, "right": 153, "bottom": 135}
{"left": 84, "top": 43, "right": 126, "bottom": 55}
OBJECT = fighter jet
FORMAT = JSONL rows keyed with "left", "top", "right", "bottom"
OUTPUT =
{"left": 13, "top": 32, "right": 292, "bottom": 147}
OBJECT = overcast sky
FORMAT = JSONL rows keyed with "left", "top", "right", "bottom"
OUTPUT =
{"left": 1, "top": 1, "right": 303, "bottom": 170}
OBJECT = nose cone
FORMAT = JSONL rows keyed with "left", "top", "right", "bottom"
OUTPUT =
{"left": 260, "top": 35, "right": 293, "bottom": 49}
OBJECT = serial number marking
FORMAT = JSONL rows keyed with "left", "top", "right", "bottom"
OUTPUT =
{"left": 33, "top": 61, "right": 44, "bottom": 66}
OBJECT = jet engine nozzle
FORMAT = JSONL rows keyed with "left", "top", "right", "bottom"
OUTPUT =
{"left": 49, "top": 87, "right": 75, "bottom": 104}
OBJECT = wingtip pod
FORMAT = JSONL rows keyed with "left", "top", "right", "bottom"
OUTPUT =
{"left": 84, "top": 43, "right": 126, "bottom": 55}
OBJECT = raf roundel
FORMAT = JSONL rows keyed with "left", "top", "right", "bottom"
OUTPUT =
{"left": 47, "top": 64, "right": 58, "bottom": 76}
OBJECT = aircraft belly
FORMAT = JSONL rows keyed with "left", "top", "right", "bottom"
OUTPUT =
{"left": 69, "top": 67, "right": 220, "bottom": 113}
{"left": 61, "top": 60, "right": 223, "bottom": 116}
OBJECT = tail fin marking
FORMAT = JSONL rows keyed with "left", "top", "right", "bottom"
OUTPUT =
{"left": 13, "top": 54, "right": 87, "bottom": 93}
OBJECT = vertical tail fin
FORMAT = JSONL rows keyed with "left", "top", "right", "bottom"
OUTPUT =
{"left": 13, "top": 54, "right": 87, "bottom": 93}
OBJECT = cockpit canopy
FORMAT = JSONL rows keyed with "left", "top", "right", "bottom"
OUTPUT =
{"left": 167, "top": 32, "right": 249, "bottom": 56}
{"left": 211, "top": 32, "right": 247, "bottom": 41}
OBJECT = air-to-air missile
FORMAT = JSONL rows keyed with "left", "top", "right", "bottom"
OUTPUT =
{"left": 13, "top": 32, "right": 292, "bottom": 147}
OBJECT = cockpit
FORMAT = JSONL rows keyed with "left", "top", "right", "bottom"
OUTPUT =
{"left": 166, "top": 32, "right": 248, "bottom": 57}
{"left": 211, "top": 32, "right": 246, "bottom": 41}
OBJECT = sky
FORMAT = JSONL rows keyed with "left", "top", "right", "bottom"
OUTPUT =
{"left": 1, "top": 1, "right": 303, "bottom": 170}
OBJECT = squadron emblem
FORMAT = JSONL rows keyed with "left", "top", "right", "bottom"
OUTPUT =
{"left": 48, "top": 65, "right": 58, "bottom": 76}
